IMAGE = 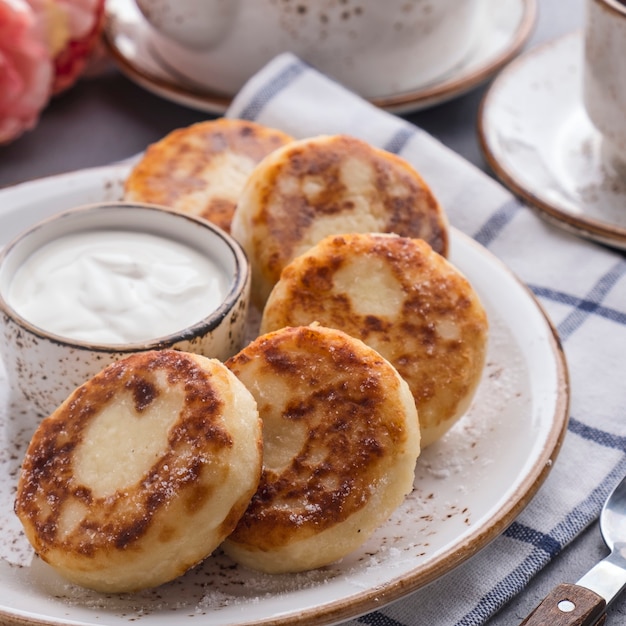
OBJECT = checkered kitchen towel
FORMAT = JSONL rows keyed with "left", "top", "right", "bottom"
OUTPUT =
{"left": 226, "top": 53, "right": 626, "bottom": 625}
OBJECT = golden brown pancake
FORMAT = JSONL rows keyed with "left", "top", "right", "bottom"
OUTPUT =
{"left": 230, "top": 133, "right": 449, "bottom": 306}
{"left": 14, "top": 350, "right": 262, "bottom": 592}
{"left": 223, "top": 324, "right": 420, "bottom": 573}
{"left": 124, "top": 118, "right": 293, "bottom": 232}
{"left": 261, "top": 233, "right": 488, "bottom": 448}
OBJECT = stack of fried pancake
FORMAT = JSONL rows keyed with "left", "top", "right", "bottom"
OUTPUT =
{"left": 231, "top": 133, "right": 449, "bottom": 307}
{"left": 14, "top": 118, "right": 488, "bottom": 592}
{"left": 261, "top": 232, "right": 488, "bottom": 448}
{"left": 15, "top": 329, "right": 420, "bottom": 588}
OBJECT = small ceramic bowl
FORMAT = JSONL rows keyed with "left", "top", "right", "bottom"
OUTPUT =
{"left": 0, "top": 202, "right": 250, "bottom": 416}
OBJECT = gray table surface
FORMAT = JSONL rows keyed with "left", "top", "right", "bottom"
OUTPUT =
{"left": 3, "top": 1, "right": 625, "bottom": 625}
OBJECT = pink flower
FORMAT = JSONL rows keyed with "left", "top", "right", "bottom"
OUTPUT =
{"left": 51, "top": 0, "right": 105, "bottom": 94}
{"left": 0, "top": 0, "right": 105, "bottom": 144}
{"left": 24, "top": 0, "right": 105, "bottom": 94}
{"left": 55, "top": 0, "right": 101, "bottom": 41}
{"left": 0, "top": 0, "right": 53, "bottom": 144}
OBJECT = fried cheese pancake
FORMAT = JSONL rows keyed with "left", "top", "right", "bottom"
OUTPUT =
{"left": 14, "top": 350, "right": 262, "bottom": 592}
{"left": 230, "top": 133, "right": 449, "bottom": 306}
{"left": 261, "top": 233, "right": 489, "bottom": 448}
{"left": 124, "top": 118, "right": 293, "bottom": 232}
{"left": 223, "top": 324, "right": 420, "bottom": 573}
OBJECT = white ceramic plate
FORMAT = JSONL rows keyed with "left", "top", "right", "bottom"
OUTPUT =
{"left": 103, "top": 0, "right": 537, "bottom": 115}
{"left": 479, "top": 32, "right": 626, "bottom": 251}
{"left": 0, "top": 165, "right": 569, "bottom": 626}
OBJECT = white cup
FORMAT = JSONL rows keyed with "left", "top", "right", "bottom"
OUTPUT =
{"left": 135, "top": 0, "right": 485, "bottom": 98}
{"left": 583, "top": 0, "right": 626, "bottom": 175}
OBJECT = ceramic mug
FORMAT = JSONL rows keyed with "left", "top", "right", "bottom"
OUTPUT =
{"left": 135, "top": 0, "right": 485, "bottom": 98}
{"left": 0, "top": 202, "right": 251, "bottom": 416}
{"left": 583, "top": 0, "right": 626, "bottom": 175}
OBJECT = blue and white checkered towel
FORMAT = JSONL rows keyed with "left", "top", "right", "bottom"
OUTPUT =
{"left": 226, "top": 53, "right": 626, "bottom": 626}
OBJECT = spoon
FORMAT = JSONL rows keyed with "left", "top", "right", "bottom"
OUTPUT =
{"left": 521, "top": 473, "right": 626, "bottom": 625}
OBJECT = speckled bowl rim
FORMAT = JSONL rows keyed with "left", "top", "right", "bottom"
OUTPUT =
{"left": 0, "top": 202, "right": 250, "bottom": 353}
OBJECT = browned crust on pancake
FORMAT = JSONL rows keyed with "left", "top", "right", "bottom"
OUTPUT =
{"left": 225, "top": 324, "right": 415, "bottom": 552}
{"left": 124, "top": 118, "right": 292, "bottom": 232}
{"left": 232, "top": 134, "right": 448, "bottom": 303}
{"left": 15, "top": 350, "right": 238, "bottom": 560}
{"left": 261, "top": 234, "right": 488, "bottom": 447}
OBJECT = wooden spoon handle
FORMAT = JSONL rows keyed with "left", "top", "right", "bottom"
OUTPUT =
{"left": 519, "top": 583, "right": 606, "bottom": 626}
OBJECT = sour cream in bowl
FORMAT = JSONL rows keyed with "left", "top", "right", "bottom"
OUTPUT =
{"left": 0, "top": 202, "right": 250, "bottom": 415}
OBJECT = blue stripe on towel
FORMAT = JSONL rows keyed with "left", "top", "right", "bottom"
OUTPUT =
{"left": 531, "top": 286, "right": 626, "bottom": 326}
{"left": 238, "top": 59, "right": 309, "bottom": 121}
{"left": 569, "top": 417, "right": 626, "bottom": 450}
{"left": 473, "top": 199, "right": 522, "bottom": 247}
{"left": 358, "top": 612, "right": 406, "bottom": 625}
{"left": 503, "top": 523, "right": 561, "bottom": 556}
{"left": 383, "top": 127, "right": 417, "bottom": 155}
{"left": 530, "top": 258, "right": 626, "bottom": 340}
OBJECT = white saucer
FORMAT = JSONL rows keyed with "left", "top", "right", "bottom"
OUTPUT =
{"left": 479, "top": 32, "right": 626, "bottom": 251}
{"left": 103, "top": 0, "right": 536, "bottom": 115}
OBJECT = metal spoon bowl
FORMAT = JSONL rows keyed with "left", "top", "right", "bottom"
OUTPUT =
{"left": 600, "top": 476, "right": 626, "bottom": 554}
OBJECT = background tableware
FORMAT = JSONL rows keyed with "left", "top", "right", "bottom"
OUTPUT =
{"left": 583, "top": 0, "right": 626, "bottom": 175}
{"left": 133, "top": 0, "right": 485, "bottom": 98}
{"left": 0, "top": 201, "right": 250, "bottom": 416}
{"left": 478, "top": 32, "right": 626, "bottom": 251}
{"left": 104, "top": 0, "right": 536, "bottom": 115}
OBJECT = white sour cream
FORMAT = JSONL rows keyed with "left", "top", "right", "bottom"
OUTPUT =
{"left": 8, "top": 230, "right": 230, "bottom": 344}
